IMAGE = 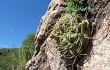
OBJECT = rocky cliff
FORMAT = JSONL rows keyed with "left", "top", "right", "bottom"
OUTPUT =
{"left": 25, "top": 0, "right": 110, "bottom": 70}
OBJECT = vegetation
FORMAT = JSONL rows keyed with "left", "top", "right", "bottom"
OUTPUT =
{"left": 0, "top": 48, "right": 19, "bottom": 70}
{"left": 66, "top": 0, "right": 87, "bottom": 13}
{"left": 53, "top": 14, "right": 90, "bottom": 57}
{"left": 21, "top": 33, "right": 35, "bottom": 62}
{"left": 0, "top": 33, "right": 35, "bottom": 70}
{"left": 53, "top": 0, "right": 91, "bottom": 58}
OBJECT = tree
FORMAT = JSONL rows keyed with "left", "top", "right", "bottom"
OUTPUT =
{"left": 22, "top": 33, "right": 35, "bottom": 61}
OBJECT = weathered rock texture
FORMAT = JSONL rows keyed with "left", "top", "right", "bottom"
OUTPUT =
{"left": 26, "top": 0, "right": 67, "bottom": 70}
{"left": 25, "top": 0, "right": 110, "bottom": 70}
{"left": 81, "top": 0, "right": 110, "bottom": 70}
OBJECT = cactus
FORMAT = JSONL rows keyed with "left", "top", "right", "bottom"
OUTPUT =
{"left": 70, "top": 33, "right": 78, "bottom": 42}
{"left": 61, "top": 38, "right": 68, "bottom": 46}
{"left": 53, "top": 14, "right": 90, "bottom": 58}
{"left": 78, "top": 19, "right": 89, "bottom": 31}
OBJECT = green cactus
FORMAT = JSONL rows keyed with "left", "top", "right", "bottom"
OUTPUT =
{"left": 74, "top": 15, "right": 82, "bottom": 23}
{"left": 82, "top": 30, "right": 89, "bottom": 46}
{"left": 61, "top": 38, "right": 68, "bottom": 46}
{"left": 70, "top": 33, "right": 78, "bottom": 42}
{"left": 53, "top": 14, "right": 90, "bottom": 58}
{"left": 78, "top": 19, "right": 89, "bottom": 31}
{"left": 54, "top": 28, "right": 63, "bottom": 36}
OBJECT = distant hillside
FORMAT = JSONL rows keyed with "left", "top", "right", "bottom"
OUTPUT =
{"left": 0, "top": 48, "right": 19, "bottom": 70}
{"left": 0, "top": 33, "right": 35, "bottom": 70}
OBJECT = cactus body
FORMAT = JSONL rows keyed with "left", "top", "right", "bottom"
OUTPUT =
{"left": 53, "top": 14, "right": 90, "bottom": 57}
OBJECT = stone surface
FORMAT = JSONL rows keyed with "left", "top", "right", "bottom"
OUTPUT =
{"left": 25, "top": 0, "right": 110, "bottom": 70}
{"left": 25, "top": 0, "right": 67, "bottom": 70}
{"left": 82, "top": 1, "right": 110, "bottom": 70}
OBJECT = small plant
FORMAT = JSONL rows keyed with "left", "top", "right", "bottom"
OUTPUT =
{"left": 53, "top": 14, "right": 90, "bottom": 58}
{"left": 66, "top": 0, "right": 86, "bottom": 14}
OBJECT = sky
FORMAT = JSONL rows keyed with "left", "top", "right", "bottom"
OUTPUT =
{"left": 0, "top": 0, "right": 50, "bottom": 48}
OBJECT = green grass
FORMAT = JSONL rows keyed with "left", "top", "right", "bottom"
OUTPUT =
{"left": 0, "top": 48, "right": 19, "bottom": 70}
{"left": 0, "top": 33, "right": 35, "bottom": 70}
{"left": 0, "top": 46, "right": 35, "bottom": 70}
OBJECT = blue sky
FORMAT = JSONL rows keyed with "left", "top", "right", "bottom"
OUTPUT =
{"left": 0, "top": 0, "right": 50, "bottom": 48}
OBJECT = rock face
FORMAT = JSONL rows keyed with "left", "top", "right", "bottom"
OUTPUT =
{"left": 25, "top": 0, "right": 110, "bottom": 70}
{"left": 25, "top": 0, "right": 67, "bottom": 70}
{"left": 82, "top": 0, "right": 110, "bottom": 70}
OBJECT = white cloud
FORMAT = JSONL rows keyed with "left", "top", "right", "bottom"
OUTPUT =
{"left": 0, "top": 45, "right": 9, "bottom": 48}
